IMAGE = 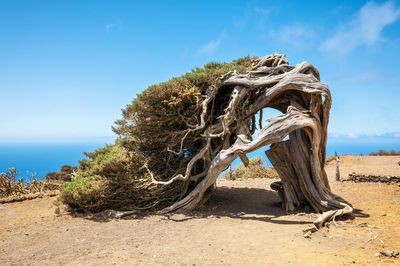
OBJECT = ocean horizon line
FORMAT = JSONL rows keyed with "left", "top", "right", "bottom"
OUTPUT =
{"left": 0, "top": 136, "right": 117, "bottom": 144}
{"left": 1, "top": 136, "right": 399, "bottom": 180}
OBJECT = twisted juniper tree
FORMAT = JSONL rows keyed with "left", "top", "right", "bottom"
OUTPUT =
{"left": 61, "top": 53, "right": 352, "bottom": 228}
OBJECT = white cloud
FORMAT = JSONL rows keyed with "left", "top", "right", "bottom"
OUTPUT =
{"left": 330, "top": 72, "right": 383, "bottom": 84}
{"left": 105, "top": 21, "right": 123, "bottom": 32}
{"left": 374, "top": 132, "right": 400, "bottom": 138}
{"left": 198, "top": 32, "right": 226, "bottom": 55}
{"left": 328, "top": 132, "right": 341, "bottom": 138}
{"left": 254, "top": 7, "right": 272, "bottom": 17}
{"left": 330, "top": 5, "right": 346, "bottom": 16}
{"left": 322, "top": 1, "right": 400, "bottom": 53}
{"left": 106, "top": 24, "right": 116, "bottom": 32}
{"left": 233, "top": 6, "right": 278, "bottom": 30}
{"left": 265, "top": 24, "right": 315, "bottom": 49}
{"left": 329, "top": 132, "right": 400, "bottom": 139}
{"left": 329, "top": 71, "right": 400, "bottom": 84}
{"left": 276, "top": 24, "right": 315, "bottom": 44}
{"left": 347, "top": 132, "right": 358, "bottom": 139}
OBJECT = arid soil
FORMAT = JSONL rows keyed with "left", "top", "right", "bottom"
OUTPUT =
{"left": 1, "top": 155, "right": 399, "bottom": 265}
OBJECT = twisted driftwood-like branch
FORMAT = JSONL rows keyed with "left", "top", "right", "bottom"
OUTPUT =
{"left": 148, "top": 53, "right": 351, "bottom": 228}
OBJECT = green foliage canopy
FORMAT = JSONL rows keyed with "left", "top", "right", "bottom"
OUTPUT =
{"left": 59, "top": 57, "right": 255, "bottom": 212}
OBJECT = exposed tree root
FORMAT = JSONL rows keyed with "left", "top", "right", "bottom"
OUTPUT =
{"left": 98, "top": 209, "right": 142, "bottom": 219}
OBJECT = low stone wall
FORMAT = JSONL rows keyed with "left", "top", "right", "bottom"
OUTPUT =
{"left": 346, "top": 173, "right": 400, "bottom": 183}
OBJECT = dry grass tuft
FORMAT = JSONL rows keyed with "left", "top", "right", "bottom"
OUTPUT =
{"left": 0, "top": 168, "right": 67, "bottom": 203}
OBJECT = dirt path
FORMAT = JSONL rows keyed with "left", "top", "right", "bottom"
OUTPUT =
{"left": 1, "top": 156, "right": 399, "bottom": 265}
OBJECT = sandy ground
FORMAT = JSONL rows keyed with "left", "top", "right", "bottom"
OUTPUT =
{"left": 1, "top": 155, "right": 399, "bottom": 265}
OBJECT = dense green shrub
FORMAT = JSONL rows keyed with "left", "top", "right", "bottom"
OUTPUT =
{"left": 59, "top": 57, "right": 256, "bottom": 212}
{"left": 112, "top": 57, "right": 254, "bottom": 180}
{"left": 223, "top": 157, "right": 279, "bottom": 180}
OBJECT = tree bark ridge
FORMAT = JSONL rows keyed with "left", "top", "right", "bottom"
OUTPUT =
{"left": 151, "top": 53, "right": 352, "bottom": 229}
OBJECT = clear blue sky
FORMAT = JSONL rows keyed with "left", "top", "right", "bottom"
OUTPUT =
{"left": 1, "top": 0, "right": 399, "bottom": 142}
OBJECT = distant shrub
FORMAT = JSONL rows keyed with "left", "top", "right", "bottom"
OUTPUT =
{"left": 44, "top": 172, "right": 71, "bottom": 182}
{"left": 223, "top": 157, "right": 279, "bottom": 180}
{"left": 44, "top": 165, "right": 77, "bottom": 182}
{"left": 0, "top": 168, "right": 60, "bottom": 200}
{"left": 0, "top": 168, "right": 25, "bottom": 197}
{"left": 369, "top": 150, "right": 400, "bottom": 156}
{"left": 60, "top": 165, "right": 77, "bottom": 174}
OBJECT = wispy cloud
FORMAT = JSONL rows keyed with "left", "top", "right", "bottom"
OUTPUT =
{"left": 322, "top": 1, "right": 400, "bottom": 53}
{"left": 330, "top": 72, "right": 384, "bottom": 84}
{"left": 374, "top": 132, "right": 400, "bottom": 138}
{"left": 105, "top": 21, "right": 123, "bottom": 32}
{"left": 253, "top": 7, "right": 273, "bottom": 17}
{"left": 347, "top": 132, "right": 358, "bottom": 139}
{"left": 330, "top": 4, "right": 346, "bottom": 16}
{"left": 267, "top": 24, "right": 315, "bottom": 48}
{"left": 198, "top": 31, "right": 226, "bottom": 55}
{"left": 233, "top": 5, "right": 278, "bottom": 30}
{"left": 106, "top": 23, "right": 117, "bottom": 32}
{"left": 327, "top": 132, "right": 359, "bottom": 139}
{"left": 329, "top": 71, "right": 400, "bottom": 84}
{"left": 277, "top": 24, "right": 315, "bottom": 43}
{"left": 329, "top": 132, "right": 400, "bottom": 139}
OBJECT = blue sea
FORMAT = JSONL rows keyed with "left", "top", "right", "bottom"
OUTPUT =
{"left": 234, "top": 136, "right": 400, "bottom": 168}
{"left": 0, "top": 136, "right": 399, "bottom": 180}
{"left": 0, "top": 141, "right": 114, "bottom": 180}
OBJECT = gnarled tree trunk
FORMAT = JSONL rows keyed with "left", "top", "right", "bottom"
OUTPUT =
{"left": 151, "top": 53, "right": 352, "bottom": 228}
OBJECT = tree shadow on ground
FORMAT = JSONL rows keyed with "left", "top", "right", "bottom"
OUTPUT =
{"left": 164, "top": 186, "right": 315, "bottom": 225}
{"left": 86, "top": 185, "right": 369, "bottom": 225}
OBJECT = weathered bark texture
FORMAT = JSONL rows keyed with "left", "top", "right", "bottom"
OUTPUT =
{"left": 152, "top": 53, "right": 352, "bottom": 228}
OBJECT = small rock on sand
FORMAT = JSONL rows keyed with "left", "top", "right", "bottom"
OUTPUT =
{"left": 376, "top": 250, "right": 399, "bottom": 258}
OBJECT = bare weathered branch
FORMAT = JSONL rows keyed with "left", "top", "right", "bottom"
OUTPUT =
{"left": 148, "top": 54, "right": 352, "bottom": 230}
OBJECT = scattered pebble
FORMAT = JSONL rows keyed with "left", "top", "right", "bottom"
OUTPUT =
{"left": 375, "top": 250, "right": 399, "bottom": 258}
{"left": 303, "top": 231, "right": 312, "bottom": 238}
